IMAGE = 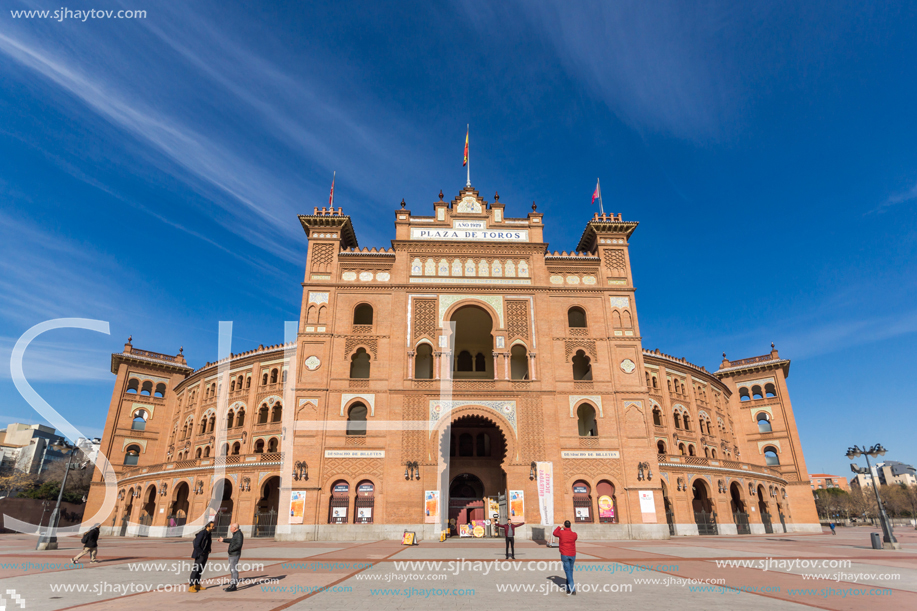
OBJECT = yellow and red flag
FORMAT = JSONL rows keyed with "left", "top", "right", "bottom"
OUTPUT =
{"left": 463, "top": 127, "right": 469, "bottom": 167}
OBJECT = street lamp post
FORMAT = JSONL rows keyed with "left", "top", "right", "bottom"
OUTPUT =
{"left": 846, "top": 444, "right": 900, "bottom": 550}
{"left": 36, "top": 446, "right": 81, "bottom": 551}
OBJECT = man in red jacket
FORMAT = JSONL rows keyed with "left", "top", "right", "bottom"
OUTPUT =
{"left": 553, "top": 520, "right": 578, "bottom": 595}
{"left": 495, "top": 517, "right": 524, "bottom": 559}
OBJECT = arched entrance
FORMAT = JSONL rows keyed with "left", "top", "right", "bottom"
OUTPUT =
{"left": 757, "top": 485, "right": 774, "bottom": 533}
{"left": 253, "top": 476, "right": 280, "bottom": 537}
{"left": 441, "top": 413, "right": 508, "bottom": 535}
{"left": 692, "top": 479, "right": 717, "bottom": 535}
{"left": 661, "top": 480, "right": 674, "bottom": 535}
{"left": 730, "top": 482, "right": 750, "bottom": 534}
{"left": 211, "top": 478, "right": 233, "bottom": 537}
{"left": 167, "top": 482, "right": 189, "bottom": 537}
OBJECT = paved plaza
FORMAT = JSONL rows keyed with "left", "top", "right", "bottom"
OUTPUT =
{"left": 1, "top": 526, "right": 915, "bottom": 610}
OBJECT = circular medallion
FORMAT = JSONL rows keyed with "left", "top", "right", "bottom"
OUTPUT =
{"left": 305, "top": 356, "right": 321, "bottom": 371}
{"left": 620, "top": 358, "right": 636, "bottom": 374}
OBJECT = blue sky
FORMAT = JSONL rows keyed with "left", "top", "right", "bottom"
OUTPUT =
{"left": 1, "top": 0, "right": 915, "bottom": 479}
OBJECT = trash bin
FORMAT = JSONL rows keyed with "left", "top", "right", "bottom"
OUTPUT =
{"left": 870, "top": 532, "right": 882, "bottom": 549}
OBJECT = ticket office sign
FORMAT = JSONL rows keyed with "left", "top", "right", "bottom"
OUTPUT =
{"left": 559, "top": 451, "right": 620, "bottom": 459}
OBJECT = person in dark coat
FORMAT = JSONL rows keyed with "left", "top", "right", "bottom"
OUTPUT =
{"left": 72, "top": 523, "right": 101, "bottom": 564}
{"left": 553, "top": 520, "right": 578, "bottom": 595}
{"left": 217, "top": 523, "right": 244, "bottom": 591}
{"left": 495, "top": 517, "right": 524, "bottom": 559}
{"left": 188, "top": 521, "right": 215, "bottom": 592}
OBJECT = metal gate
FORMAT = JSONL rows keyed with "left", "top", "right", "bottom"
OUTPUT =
{"left": 761, "top": 512, "right": 774, "bottom": 534}
{"left": 734, "top": 512, "right": 751, "bottom": 535}
{"left": 138, "top": 515, "right": 152, "bottom": 537}
{"left": 694, "top": 510, "right": 718, "bottom": 535}
{"left": 212, "top": 512, "right": 232, "bottom": 538}
{"left": 778, "top": 512, "right": 787, "bottom": 534}
{"left": 329, "top": 495, "right": 349, "bottom": 524}
{"left": 253, "top": 510, "right": 277, "bottom": 538}
{"left": 666, "top": 510, "right": 676, "bottom": 536}
{"left": 165, "top": 513, "right": 186, "bottom": 538}
{"left": 119, "top": 517, "right": 129, "bottom": 537}
{"left": 354, "top": 495, "right": 375, "bottom": 524}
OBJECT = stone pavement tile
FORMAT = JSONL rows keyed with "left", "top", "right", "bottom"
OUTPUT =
{"left": 287, "top": 559, "right": 812, "bottom": 611}
{"left": 759, "top": 561, "right": 917, "bottom": 592}
{"left": 615, "top": 545, "right": 777, "bottom": 558}
{"left": 390, "top": 544, "right": 599, "bottom": 561}
{"left": 237, "top": 547, "right": 344, "bottom": 559}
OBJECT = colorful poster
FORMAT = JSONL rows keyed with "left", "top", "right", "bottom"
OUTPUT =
{"left": 536, "top": 462, "right": 554, "bottom": 525}
{"left": 459, "top": 524, "right": 473, "bottom": 537}
{"left": 639, "top": 490, "right": 657, "bottom": 523}
{"left": 473, "top": 525, "right": 485, "bottom": 538}
{"left": 289, "top": 491, "right": 306, "bottom": 524}
{"left": 598, "top": 495, "right": 615, "bottom": 520}
{"left": 487, "top": 497, "right": 500, "bottom": 519}
{"left": 510, "top": 490, "right": 525, "bottom": 520}
{"left": 402, "top": 531, "right": 416, "bottom": 545}
{"left": 424, "top": 490, "right": 439, "bottom": 523}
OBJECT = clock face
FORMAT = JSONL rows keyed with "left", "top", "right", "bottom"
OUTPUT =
{"left": 456, "top": 196, "right": 482, "bottom": 213}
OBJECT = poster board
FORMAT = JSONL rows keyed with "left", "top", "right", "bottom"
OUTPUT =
{"left": 639, "top": 490, "right": 657, "bottom": 523}
{"left": 424, "top": 490, "right": 439, "bottom": 524}
{"left": 289, "top": 491, "right": 306, "bottom": 524}
{"left": 402, "top": 531, "right": 416, "bottom": 545}
{"left": 536, "top": 462, "right": 554, "bottom": 526}
{"left": 509, "top": 490, "right": 525, "bottom": 521}
{"left": 459, "top": 524, "right": 473, "bottom": 537}
{"left": 598, "top": 495, "right": 615, "bottom": 520}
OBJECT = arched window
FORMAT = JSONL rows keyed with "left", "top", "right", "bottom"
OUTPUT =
{"left": 577, "top": 404, "right": 598, "bottom": 437}
{"left": 657, "top": 440, "right": 666, "bottom": 454}
{"left": 231, "top": 442, "right": 240, "bottom": 455}
{"left": 271, "top": 403, "right": 282, "bottom": 422}
{"left": 414, "top": 344, "right": 433, "bottom": 379}
{"left": 458, "top": 433, "right": 474, "bottom": 457}
{"left": 476, "top": 433, "right": 491, "bottom": 457}
{"left": 739, "top": 387, "right": 750, "bottom": 402}
{"left": 181, "top": 424, "right": 188, "bottom": 439}
{"left": 127, "top": 378, "right": 139, "bottom": 393}
{"left": 751, "top": 385, "right": 763, "bottom": 400}
{"left": 683, "top": 414, "right": 691, "bottom": 431}
{"left": 258, "top": 404, "right": 269, "bottom": 424}
{"left": 353, "top": 304, "right": 374, "bottom": 325}
{"left": 652, "top": 407, "right": 662, "bottom": 426}
{"left": 612, "top": 310, "right": 622, "bottom": 328}
{"left": 267, "top": 437, "right": 279, "bottom": 452}
{"left": 208, "top": 415, "right": 215, "bottom": 433}
{"left": 154, "top": 383, "right": 166, "bottom": 397}
{"left": 510, "top": 345, "right": 529, "bottom": 380}
{"left": 573, "top": 480, "right": 593, "bottom": 523}
{"left": 456, "top": 350, "right": 473, "bottom": 372}
{"left": 567, "top": 307, "right": 587, "bottom": 328}
{"left": 764, "top": 446, "right": 780, "bottom": 466}
{"left": 270, "top": 368, "right": 279, "bottom": 384}
{"left": 245, "top": 376, "right": 251, "bottom": 389}
{"left": 711, "top": 449, "right": 717, "bottom": 459}
{"left": 704, "top": 447, "right": 710, "bottom": 458}
{"left": 572, "top": 350, "right": 592, "bottom": 380}
{"left": 199, "top": 419, "right": 207, "bottom": 435}
{"left": 227, "top": 410, "right": 235, "bottom": 429}
{"left": 203, "top": 446, "right": 210, "bottom": 458}
{"left": 765, "top": 383, "right": 777, "bottom": 398}
{"left": 230, "top": 379, "right": 236, "bottom": 392}
{"left": 124, "top": 445, "right": 141, "bottom": 466}
{"left": 474, "top": 352, "right": 486, "bottom": 372}
{"left": 699, "top": 419, "right": 706, "bottom": 434}
{"left": 679, "top": 443, "right": 686, "bottom": 455}
{"left": 350, "top": 348, "right": 371, "bottom": 378}
{"left": 688, "top": 444, "right": 696, "bottom": 456}
{"left": 254, "top": 439, "right": 265, "bottom": 453}
{"left": 652, "top": 375, "right": 658, "bottom": 388}
{"left": 673, "top": 412, "right": 682, "bottom": 429}
{"left": 221, "top": 443, "right": 229, "bottom": 456}
{"left": 195, "top": 447, "right": 202, "bottom": 459}
{"left": 141, "top": 381, "right": 153, "bottom": 396}
{"left": 622, "top": 310, "right": 633, "bottom": 328}
{"left": 262, "top": 372, "right": 269, "bottom": 385}
{"left": 757, "top": 413, "right": 772, "bottom": 433}
{"left": 347, "top": 403, "right": 367, "bottom": 436}
{"left": 131, "top": 410, "right": 147, "bottom": 431}
{"left": 236, "top": 409, "right": 245, "bottom": 427}
{"left": 596, "top": 480, "right": 618, "bottom": 524}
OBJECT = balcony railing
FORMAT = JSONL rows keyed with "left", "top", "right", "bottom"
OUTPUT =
{"left": 657, "top": 454, "right": 782, "bottom": 478}
{"left": 131, "top": 348, "right": 181, "bottom": 363}
{"left": 121, "top": 452, "right": 284, "bottom": 479}
{"left": 727, "top": 354, "right": 777, "bottom": 367}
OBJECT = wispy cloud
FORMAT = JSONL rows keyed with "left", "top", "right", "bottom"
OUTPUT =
{"left": 875, "top": 181, "right": 917, "bottom": 212}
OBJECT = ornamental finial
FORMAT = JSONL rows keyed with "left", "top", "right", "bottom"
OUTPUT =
{"left": 532, "top": 201, "right": 537, "bottom": 211}
{"left": 400, "top": 198, "right": 406, "bottom": 209}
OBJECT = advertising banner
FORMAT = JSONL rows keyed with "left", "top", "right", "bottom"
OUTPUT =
{"left": 535, "top": 462, "right": 554, "bottom": 526}
{"left": 289, "top": 491, "right": 306, "bottom": 524}
{"left": 639, "top": 490, "right": 657, "bottom": 523}
{"left": 424, "top": 491, "right": 439, "bottom": 524}
{"left": 509, "top": 490, "right": 525, "bottom": 521}
{"left": 598, "top": 495, "right": 615, "bottom": 520}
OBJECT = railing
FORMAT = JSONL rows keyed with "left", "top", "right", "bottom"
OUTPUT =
{"left": 351, "top": 324, "right": 373, "bottom": 334}
{"left": 726, "top": 354, "right": 777, "bottom": 368}
{"left": 122, "top": 452, "right": 284, "bottom": 478}
{"left": 657, "top": 454, "right": 783, "bottom": 478}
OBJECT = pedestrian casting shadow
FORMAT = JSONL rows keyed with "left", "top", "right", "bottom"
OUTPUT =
{"left": 236, "top": 574, "right": 287, "bottom": 590}
{"left": 547, "top": 576, "right": 566, "bottom": 587}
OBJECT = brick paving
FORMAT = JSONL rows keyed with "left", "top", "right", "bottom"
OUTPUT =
{"left": 1, "top": 526, "right": 915, "bottom": 610}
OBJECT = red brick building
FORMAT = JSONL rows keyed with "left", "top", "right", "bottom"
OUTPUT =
{"left": 85, "top": 186, "right": 820, "bottom": 539}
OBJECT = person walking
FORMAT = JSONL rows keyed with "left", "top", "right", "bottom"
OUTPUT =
{"left": 495, "top": 517, "right": 524, "bottom": 559}
{"left": 188, "top": 520, "right": 215, "bottom": 593}
{"left": 829, "top": 522, "right": 837, "bottom": 535}
{"left": 217, "top": 522, "right": 244, "bottom": 592}
{"left": 71, "top": 523, "right": 101, "bottom": 565}
{"left": 553, "top": 520, "right": 578, "bottom": 595}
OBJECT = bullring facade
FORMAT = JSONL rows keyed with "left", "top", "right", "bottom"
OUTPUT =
{"left": 86, "top": 185, "right": 820, "bottom": 540}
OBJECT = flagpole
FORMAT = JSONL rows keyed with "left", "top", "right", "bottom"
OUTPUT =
{"left": 466, "top": 124, "right": 471, "bottom": 187}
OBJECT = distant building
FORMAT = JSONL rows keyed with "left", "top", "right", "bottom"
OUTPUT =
{"left": 810, "top": 473, "right": 849, "bottom": 492}
{"left": 0, "top": 423, "right": 71, "bottom": 476}
{"left": 850, "top": 461, "right": 917, "bottom": 489}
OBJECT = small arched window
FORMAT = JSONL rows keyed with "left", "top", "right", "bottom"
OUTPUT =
{"left": 456, "top": 350, "right": 473, "bottom": 372}
{"left": 751, "top": 385, "right": 763, "bottom": 400}
{"left": 510, "top": 345, "right": 529, "bottom": 380}
{"left": 236, "top": 409, "right": 245, "bottom": 427}
{"left": 673, "top": 412, "right": 682, "bottom": 429}
{"left": 458, "top": 433, "right": 473, "bottom": 456}
{"left": 757, "top": 413, "right": 772, "bottom": 433}
{"left": 652, "top": 407, "right": 662, "bottom": 426}
{"left": 577, "top": 404, "right": 598, "bottom": 437}
{"left": 765, "top": 383, "right": 777, "bottom": 398}
{"left": 572, "top": 350, "right": 592, "bottom": 380}
{"left": 271, "top": 403, "right": 282, "bottom": 422}
{"left": 258, "top": 404, "right": 269, "bottom": 424}
{"left": 131, "top": 410, "right": 147, "bottom": 431}
{"left": 262, "top": 372, "right": 269, "bottom": 385}
{"left": 270, "top": 368, "right": 279, "bottom": 384}
{"left": 764, "top": 446, "right": 780, "bottom": 466}
{"left": 476, "top": 433, "right": 491, "bottom": 456}
{"left": 678, "top": 443, "right": 686, "bottom": 456}
{"left": 414, "top": 344, "right": 434, "bottom": 379}
{"left": 353, "top": 304, "right": 374, "bottom": 325}
{"left": 195, "top": 447, "right": 202, "bottom": 459}
{"left": 474, "top": 352, "right": 486, "bottom": 372}
{"left": 199, "top": 419, "right": 207, "bottom": 435}
{"left": 347, "top": 403, "right": 368, "bottom": 436}
{"left": 350, "top": 348, "right": 371, "bottom": 378}
{"left": 231, "top": 442, "right": 240, "bottom": 455}
{"left": 227, "top": 410, "right": 235, "bottom": 429}
{"left": 267, "top": 437, "right": 279, "bottom": 452}
{"left": 688, "top": 444, "right": 696, "bottom": 456}
{"left": 683, "top": 415, "right": 691, "bottom": 431}
{"left": 567, "top": 307, "right": 587, "bottom": 328}
{"left": 127, "top": 378, "right": 139, "bottom": 393}
{"left": 254, "top": 439, "right": 265, "bottom": 453}
{"left": 124, "top": 444, "right": 141, "bottom": 465}
{"left": 141, "top": 381, "right": 153, "bottom": 396}
{"left": 208, "top": 415, "right": 215, "bottom": 433}
{"left": 221, "top": 443, "right": 229, "bottom": 456}
{"left": 203, "top": 446, "right": 210, "bottom": 458}
{"left": 657, "top": 440, "right": 666, "bottom": 454}
{"left": 711, "top": 449, "right": 717, "bottom": 458}
{"left": 739, "top": 387, "right": 751, "bottom": 402}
